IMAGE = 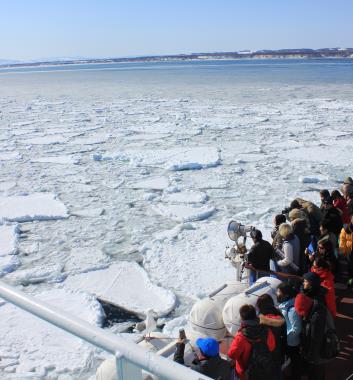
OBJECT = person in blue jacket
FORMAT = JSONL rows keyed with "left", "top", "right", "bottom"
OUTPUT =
{"left": 276, "top": 282, "right": 302, "bottom": 380}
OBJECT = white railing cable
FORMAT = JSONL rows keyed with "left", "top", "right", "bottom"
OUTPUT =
{"left": 0, "top": 280, "right": 211, "bottom": 380}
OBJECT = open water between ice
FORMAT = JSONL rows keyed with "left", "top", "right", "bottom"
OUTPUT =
{"left": 0, "top": 59, "right": 353, "bottom": 378}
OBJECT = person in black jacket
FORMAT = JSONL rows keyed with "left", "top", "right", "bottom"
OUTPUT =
{"left": 247, "top": 229, "right": 275, "bottom": 284}
{"left": 321, "top": 199, "right": 343, "bottom": 239}
{"left": 295, "top": 293, "right": 327, "bottom": 380}
{"left": 256, "top": 294, "right": 286, "bottom": 380}
{"left": 173, "top": 336, "right": 232, "bottom": 380}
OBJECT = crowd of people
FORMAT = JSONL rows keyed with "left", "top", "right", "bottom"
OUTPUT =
{"left": 173, "top": 177, "right": 353, "bottom": 380}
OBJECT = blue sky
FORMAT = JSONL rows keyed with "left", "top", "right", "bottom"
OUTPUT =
{"left": 1, "top": 0, "right": 353, "bottom": 61}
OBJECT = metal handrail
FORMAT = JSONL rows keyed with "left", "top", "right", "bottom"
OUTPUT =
{"left": 0, "top": 280, "right": 212, "bottom": 380}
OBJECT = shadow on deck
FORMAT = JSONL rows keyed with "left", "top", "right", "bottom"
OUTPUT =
{"left": 327, "top": 285, "right": 353, "bottom": 380}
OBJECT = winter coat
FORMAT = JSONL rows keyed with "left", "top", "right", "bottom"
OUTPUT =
{"left": 301, "top": 284, "right": 328, "bottom": 306}
{"left": 301, "top": 301, "right": 327, "bottom": 364}
{"left": 311, "top": 266, "right": 336, "bottom": 317}
{"left": 347, "top": 198, "right": 353, "bottom": 217}
{"left": 228, "top": 321, "right": 275, "bottom": 380}
{"left": 333, "top": 197, "right": 350, "bottom": 224}
{"left": 291, "top": 218, "right": 311, "bottom": 272}
{"left": 339, "top": 227, "right": 353, "bottom": 257}
{"left": 259, "top": 309, "right": 286, "bottom": 364}
{"left": 295, "top": 198, "right": 323, "bottom": 236}
{"left": 247, "top": 239, "right": 275, "bottom": 272}
{"left": 322, "top": 206, "right": 343, "bottom": 238}
{"left": 278, "top": 298, "right": 302, "bottom": 347}
{"left": 277, "top": 233, "right": 300, "bottom": 273}
{"left": 271, "top": 228, "right": 284, "bottom": 251}
{"left": 174, "top": 342, "right": 232, "bottom": 380}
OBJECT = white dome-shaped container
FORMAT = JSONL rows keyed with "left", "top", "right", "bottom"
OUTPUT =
{"left": 222, "top": 276, "right": 282, "bottom": 336}
{"left": 189, "top": 297, "right": 227, "bottom": 341}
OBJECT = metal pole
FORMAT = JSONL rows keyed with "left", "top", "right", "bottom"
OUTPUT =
{"left": 0, "top": 280, "right": 212, "bottom": 380}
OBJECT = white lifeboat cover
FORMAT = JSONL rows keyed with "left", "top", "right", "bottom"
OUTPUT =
{"left": 189, "top": 298, "right": 226, "bottom": 341}
{"left": 222, "top": 277, "right": 282, "bottom": 336}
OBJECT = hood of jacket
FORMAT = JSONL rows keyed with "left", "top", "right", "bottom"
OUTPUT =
{"left": 240, "top": 320, "right": 268, "bottom": 341}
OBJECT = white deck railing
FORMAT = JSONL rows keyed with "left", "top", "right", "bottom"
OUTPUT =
{"left": 0, "top": 280, "right": 212, "bottom": 380}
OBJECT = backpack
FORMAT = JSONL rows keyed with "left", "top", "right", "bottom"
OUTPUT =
{"left": 320, "top": 308, "right": 340, "bottom": 360}
{"left": 246, "top": 337, "right": 274, "bottom": 380}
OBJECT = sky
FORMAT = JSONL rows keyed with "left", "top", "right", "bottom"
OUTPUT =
{"left": 1, "top": 0, "right": 353, "bottom": 61}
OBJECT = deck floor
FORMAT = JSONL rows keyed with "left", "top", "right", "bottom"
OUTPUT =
{"left": 327, "top": 285, "right": 353, "bottom": 380}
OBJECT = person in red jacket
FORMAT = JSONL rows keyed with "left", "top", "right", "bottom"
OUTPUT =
{"left": 331, "top": 190, "right": 350, "bottom": 225}
{"left": 228, "top": 304, "right": 276, "bottom": 380}
{"left": 311, "top": 258, "right": 337, "bottom": 317}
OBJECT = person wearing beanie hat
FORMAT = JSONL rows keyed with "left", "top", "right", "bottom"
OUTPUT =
{"left": 294, "top": 293, "right": 314, "bottom": 317}
{"left": 173, "top": 334, "right": 232, "bottom": 379}
{"left": 294, "top": 293, "right": 327, "bottom": 380}
{"left": 302, "top": 271, "right": 328, "bottom": 305}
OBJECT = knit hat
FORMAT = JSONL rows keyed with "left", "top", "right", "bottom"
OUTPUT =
{"left": 196, "top": 337, "right": 219, "bottom": 357}
{"left": 279, "top": 223, "right": 292, "bottom": 238}
{"left": 294, "top": 293, "right": 313, "bottom": 317}
{"left": 303, "top": 272, "right": 321, "bottom": 289}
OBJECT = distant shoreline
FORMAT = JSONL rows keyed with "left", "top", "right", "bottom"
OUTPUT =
{"left": 1, "top": 48, "right": 353, "bottom": 70}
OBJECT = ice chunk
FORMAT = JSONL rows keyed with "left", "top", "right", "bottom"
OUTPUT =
{"left": 23, "top": 135, "right": 67, "bottom": 145}
{"left": 0, "top": 193, "right": 69, "bottom": 222}
{"left": 0, "top": 181, "right": 16, "bottom": 192}
{"left": 0, "top": 225, "right": 19, "bottom": 256}
{"left": 0, "top": 255, "right": 21, "bottom": 277}
{"left": 6, "top": 263, "right": 65, "bottom": 285}
{"left": 71, "top": 208, "right": 105, "bottom": 218}
{"left": 0, "top": 289, "right": 104, "bottom": 377}
{"left": 152, "top": 204, "right": 216, "bottom": 222}
{"left": 161, "top": 190, "right": 208, "bottom": 204}
{"left": 143, "top": 220, "right": 235, "bottom": 299}
{"left": 64, "top": 247, "right": 110, "bottom": 275}
{"left": 132, "top": 176, "right": 170, "bottom": 190}
{"left": 64, "top": 262, "right": 176, "bottom": 317}
{"left": 299, "top": 175, "right": 328, "bottom": 184}
{"left": 0, "top": 151, "right": 22, "bottom": 161}
{"left": 31, "top": 155, "right": 80, "bottom": 165}
{"left": 93, "top": 146, "right": 221, "bottom": 171}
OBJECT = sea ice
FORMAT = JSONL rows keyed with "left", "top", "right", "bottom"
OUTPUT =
{"left": 22, "top": 135, "right": 67, "bottom": 145}
{"left": 143, "top": 220, "right": 236, "bottom": 299}
{"left": 63, "top": 247, "right": 110, "bottom": 275}
{"left": 6, "top": 263, "right": 65, "bottom": 285}
{"left": 132, "top": 176, "right": 170, "bottom": 191}
{"left": 0, "top": 193, "right": 69, "bottom": 222}
{"left": 152, "top": 204, "right": 216, "bottom": 222}
{"left": 0, "top": 289, "right": 104, "bottom": 377}
{"left": 0, "top": 225, "right": 19, "bottom": 256}
{"left": 0, "top": 152, "right": 22, "bottom": 161}
{"left": 31, "top": 156, "right": 80, "bottom": 165}
{"left": 93, "top": 146, "right": 221, "bottom": 171}
{"left": 64, "top": 262, "right": 176, "bottom": 317}
{"left": 161, "top": 190, "right": 208, "bottom": 204}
